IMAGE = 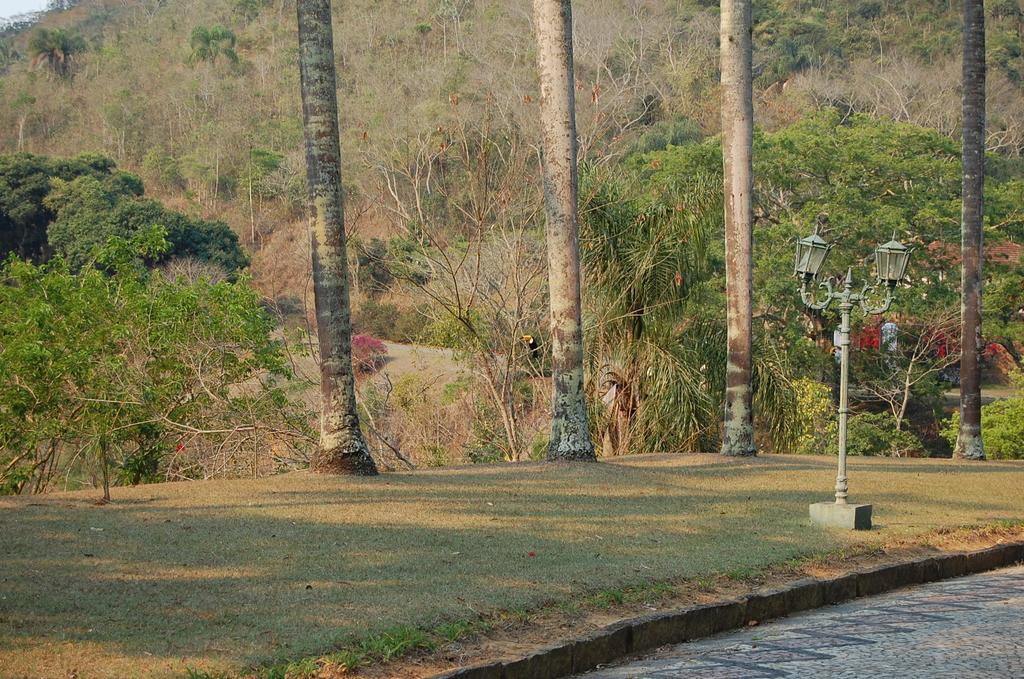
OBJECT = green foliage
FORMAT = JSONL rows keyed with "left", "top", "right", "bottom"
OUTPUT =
{"left": 580, "top": 165, "right": 798, "bottom": 454}
{"left": 28, "top": 27, "right": 86, "bottom": 77}
{"left": 645, "top": 111, "right": 1023, "bottom": 314}
{"left": 355, "top": 237, "right": 394, "bottom": 296}
{"left": 829, "top": 411, "right": 926, "bottom": 458}
{"left": 353, "top": 298, "right": 429, "bottom": 344}
{"left": 0, "top": 153, "right": 133, "bottom": 261}
{"left": 232, "top": 0, "right": 268, "bottom": 22}
{"left": 0, "top": 227, "right": 303, "bottom": 494}
{"left": 0, "top": 152, "right": 247, "bottom": 273}
{"left": 240, "top": 148, "right": 284, "bottom": 199}
{"left": 942, "top": 373, "right": 1024, "bottom": 460}
{"left": 188, "top": 25, "right": 239, "bottom": 67}
{"left": 626, "top": 116, "right": 703, "bottom": 155}
{"left": 142, "top": 150, "right": 187, "bottom": 192}
{"left": 640, "top": 112, "right": 1024, "bottom": 415}
{"left": 792, "top": 377, "right": 837, "bottom": 455}
{"left": 421, "top": 312, "right": 481, "bottom": 351}
{"left": 984, "top": 265, "right": 1024, "bottom": 348}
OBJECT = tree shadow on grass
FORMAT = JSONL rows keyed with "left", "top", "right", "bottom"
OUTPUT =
{"left": 0, "top": 455, "right": 1020, "bottom": 677}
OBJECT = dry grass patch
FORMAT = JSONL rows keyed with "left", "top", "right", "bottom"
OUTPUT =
{"left": 1, "top": 454, "right": 1022, "bottom": 678}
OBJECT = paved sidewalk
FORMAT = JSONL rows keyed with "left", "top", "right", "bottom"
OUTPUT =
{"left": 579, "top": 565, "right": 1024, "bottom": 678}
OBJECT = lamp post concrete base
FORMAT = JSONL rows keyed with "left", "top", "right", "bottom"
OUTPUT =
{"left": 810, "top": 502, "right": 873, "bottom": 530}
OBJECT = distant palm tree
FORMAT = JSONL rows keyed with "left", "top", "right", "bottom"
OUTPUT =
{"left": 28, "top": 28, "right": 86, "bottom": 78}
{"left": 955, "top": 0, "right": 986, "bottom": 461}
{"left": 187, "top": 25, "right": 239, "bottom": 66}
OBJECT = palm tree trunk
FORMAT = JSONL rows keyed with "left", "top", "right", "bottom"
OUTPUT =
{"left": 532, "top": 0, "right": 595, "bottom": 462}
{"left": 720, "top": 0, "right": 756, "bottom": 456}
{"left": 955, "top": 0, "right": 986, "bottom": 461}
{"left": 296, "top": 0, "right": 377, "bottom": 475}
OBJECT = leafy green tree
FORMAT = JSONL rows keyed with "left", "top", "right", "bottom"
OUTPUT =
{"left": 0, "top": 152, "right": 246, "bottom": 273}
{"left": 45, "top": 178, "right": 247, "bottom": 273}
{"left": 28, "top": 28, "right": 86, "bottom": 78}
{"left": 984, "top": 265, "right": 1024, "bottom": 363}
{"left": 0, "top": 153, "right": 134, "bottom": 262}
{"left": 0, "top": 228, "right": 303, "bottom": 498}
{"left": 187, "top": 25, "right": 239, "bottom": 67}
{"left": 641, "top": 112, "right": 1024, "bottom": 371}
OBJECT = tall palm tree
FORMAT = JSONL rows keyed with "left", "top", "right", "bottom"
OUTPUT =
{"left": 188, "top": 25, "right": 239, "bottom": 66}
{"left": 28, "top": 28, "right": 86, "bottom": 78}
{"left": 531, "top": 0, "right": 595, "bottom": 462}
{"left": 955, "top": 0, "right": 986, "bottom": 461}
{"left": 719, "top": 0, "right": 756, "bottom": 456}
{"left": 296, "top": 0, "right": 377, "bottom": 475}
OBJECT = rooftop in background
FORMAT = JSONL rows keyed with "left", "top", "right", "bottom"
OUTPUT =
{"left": 926, "top": 240, "right": 1023, "bottom": 266}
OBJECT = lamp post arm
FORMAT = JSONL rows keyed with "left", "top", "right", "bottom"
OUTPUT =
{"left": 800, "top": 277, "right": 836, "bottom": 311}
{"left": 860, "top": 284, "right": 895, "bottom": 316}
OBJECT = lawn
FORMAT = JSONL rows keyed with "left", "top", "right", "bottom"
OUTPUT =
{"left": 1, "top": 454, "right": 1022, "bottom": 678}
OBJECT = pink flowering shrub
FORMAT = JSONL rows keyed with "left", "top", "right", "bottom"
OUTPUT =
{"left": 352, "top": 334, "right": 388, "bottom": 373}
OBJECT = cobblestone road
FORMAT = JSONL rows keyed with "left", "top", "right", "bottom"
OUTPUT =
{"left": 579, "top": 565, "right": 1024, "bottom": 678}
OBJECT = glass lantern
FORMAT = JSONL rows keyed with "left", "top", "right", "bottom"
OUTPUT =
{"left": 875, "top": 238, "right": 912, "bottom": 288}
{"left": 794, "top": 232, "right": 832, "bottom": 281}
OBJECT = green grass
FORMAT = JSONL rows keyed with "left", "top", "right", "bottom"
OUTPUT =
{"left": 2, "top": 453, "right": 1023, "bottom": 678}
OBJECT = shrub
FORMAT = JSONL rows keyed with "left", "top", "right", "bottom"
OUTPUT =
{"left": 942, "top": 373, "right": 1024, "bottom": 459}
{"left": 392, "top": 306, "right": 430, "bottom": 343}
{"left": 354, "top": 300, "right": 429, "bottom": 343}
{"left": 830, "top": 411, "right": 927, "bottom": 457}
{"left": 355, "top": 238, "right": 394, "bottom": 296}
{"left": 627, "top": 116, "right": 702, "bottom": 155}
{"left": 354, "top": 299, "right": 400, "bottom": 337}
{"left": 0, "top": 227, "right": 308, "bottom": 495}
{"left": 792, "top": 377, "right": 837, "bottom": 455}
{"left": 351, "top": 334, "right": 388, "bottom": 373}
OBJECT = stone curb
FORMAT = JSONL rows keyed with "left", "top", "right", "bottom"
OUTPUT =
{"left": 430, "top": 541, "right": 1024, "bottom": 679}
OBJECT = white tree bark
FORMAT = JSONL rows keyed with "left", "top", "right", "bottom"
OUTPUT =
{"left": 720, "top": 0, "right": 756, "bottom": 456}
{"left": 532, "top": 0, "right": 595, "bottom": 461}
{"left": 297, "top": 0, "right": 377, "bottom": 475}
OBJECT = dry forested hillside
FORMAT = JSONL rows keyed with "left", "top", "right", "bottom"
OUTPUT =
{"left": 2, "top": 0, "right": 1022, "bottom": 302}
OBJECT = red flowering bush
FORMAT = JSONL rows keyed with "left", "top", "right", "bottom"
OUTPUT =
{"left": 351, "top": 334, "right": 388, "bottom": 373}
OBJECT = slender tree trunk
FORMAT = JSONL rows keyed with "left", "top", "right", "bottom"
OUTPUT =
{"left": 248, "top": 146, "right": 257, "bottom": 246}
{"left": 532, "top": 0, "right": 595, "bottom": 462}
{"left": 297, "top": 0, "right": 377, "bottom": 475}
{"left": 99, "top": 438, "right": 110, "bottom": 503}
{"left": 955, "top": 0, "right": 986, "bottom": 461}
{"left": 720, "top": 0, "right": 756, "bottom": 456}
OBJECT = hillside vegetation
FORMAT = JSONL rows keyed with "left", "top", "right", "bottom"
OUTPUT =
{"left": 1, "top": 1, "right": 1022, "bottom": 301}
{"left": 1, "top": 1, "right": 1023, "bottom": 482}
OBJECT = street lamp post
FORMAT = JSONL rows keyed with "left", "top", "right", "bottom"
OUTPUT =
{"left": 795, "top": 231, "right": 912, "bottom": 530}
